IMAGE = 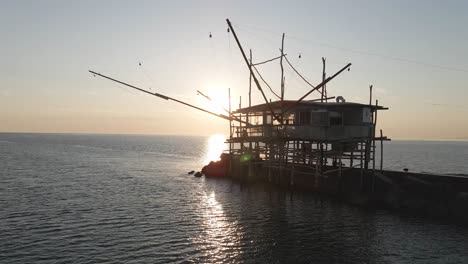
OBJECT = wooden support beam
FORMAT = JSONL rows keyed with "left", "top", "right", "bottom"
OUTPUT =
{"left": 380, "top": 129, "right": 384, "bottom": 172}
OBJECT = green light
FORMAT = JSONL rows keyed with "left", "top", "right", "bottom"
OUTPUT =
{"left": 241, "top": 154, "right": 251, "bottom": 162}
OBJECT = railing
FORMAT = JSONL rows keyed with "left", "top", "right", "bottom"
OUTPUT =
{"left": 233, "top": 124, "right": 296, "bottom": 139}
{"left": 232, "top": 124, "right": 371, "bottom": 141}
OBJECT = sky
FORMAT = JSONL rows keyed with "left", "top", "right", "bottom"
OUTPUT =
{"left": 1, "top": 0, "right": 467, "bottom": 139}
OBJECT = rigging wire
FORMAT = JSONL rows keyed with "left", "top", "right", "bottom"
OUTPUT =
{"left": 252, "top": 65, "right": 281, "bottom": 100}
{"left": 252, "top": 54, "right": 287, "bottom": 66}
{"left": 283, "top": 55, "right": 327, "bottom": 96}
{"left": 208, "top": 29, "right": 224, "bottom": 81}
{"left": 93, "top": 72, "right": 139, "bottom": 97}
{"left": 138, "top": 61, "right": 158, "bottom": 92}
{"left": 283, "top": 65, "right": 312, "bottom": 94}
{"left": 233, "top": 22, "right": 468, "bottom": 73}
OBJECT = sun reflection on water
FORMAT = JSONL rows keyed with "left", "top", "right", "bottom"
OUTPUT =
{"left": 202, "top": 134, "right": 227, "bottom": 165}
{"left": 192, "top": 190, "right": 242, "bottom": 261}
{"left": 189, "top": 134, "right": 244, "bottom": 261}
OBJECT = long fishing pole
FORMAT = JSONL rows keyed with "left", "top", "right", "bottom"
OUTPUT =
{"left": 226, "top": 18, "right": 282, "bottom": 122}
{"left": 89, "top": 70, "right": 249, "bottom": 124}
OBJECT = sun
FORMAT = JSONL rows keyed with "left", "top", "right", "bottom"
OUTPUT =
{"left": 196, "top": 85, "right": 231, "bottom": 115}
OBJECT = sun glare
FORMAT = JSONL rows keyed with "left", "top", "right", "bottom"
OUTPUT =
{"left": 197, "top": 86, "right": 230, "bottom": 115}
{"left": 202, "top": 134, "right": 227, "bottom": 164}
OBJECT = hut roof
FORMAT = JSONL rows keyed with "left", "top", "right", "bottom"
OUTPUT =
{"left": 234, "top": 100, "right": 388, "bottom": 114}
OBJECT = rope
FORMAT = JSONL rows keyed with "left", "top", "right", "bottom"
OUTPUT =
{"left": 234, "top": 22, "right": 468, "bottom": 73}
{"left": 284, "top": 55, "right": 326, "bottom": 96}
{"left": 252, "top": 65, "right": 281, "bottom": 100}
{"left": 138, "top": 62, "right": 157, "bottom": 92}
{"left": 252, "top": 54, "right": 287, "bottom": 66}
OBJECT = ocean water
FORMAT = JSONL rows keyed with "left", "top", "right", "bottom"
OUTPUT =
{"left": 1, "top": 133, "right": 467, "bottom": 263}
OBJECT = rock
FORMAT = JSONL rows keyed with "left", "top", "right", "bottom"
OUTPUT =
{"left": 194, "top": 171, "right": 203, "bottom": 177}
{"left": 199, "top": 153, "right": 231, "bottom": 178}
{"left": 457, "top": 192, "right": 468, "bottom": 200}
{"left": 188, "top": 170, "right": 195, "bottom": 175}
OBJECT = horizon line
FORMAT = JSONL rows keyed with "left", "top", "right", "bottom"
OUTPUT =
{"left": 1, "top": 131, "right": 467, "bottom": 142}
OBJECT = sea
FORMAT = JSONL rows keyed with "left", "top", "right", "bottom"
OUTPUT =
{"left": 1, "top": 133, "right": 467, "bottom": 263}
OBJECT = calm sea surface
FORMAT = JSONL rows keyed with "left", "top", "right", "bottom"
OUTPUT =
{"left": 1, "top": 133, "right": 467, "bottom": 263}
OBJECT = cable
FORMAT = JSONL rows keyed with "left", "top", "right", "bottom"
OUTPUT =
{"left": 252, "top": 54, "right": 286, "bottom": 66}
{"left": 138, "top": 62, "right": 164, "bottom": 93}
{"left": 234, "top": 22, "right": 468, "bottom": 73}
{"left": 283, "top": 55, "right": 326, "bottom": 97}
{"left": 252, "top": 65, "right": 281, "bottom": 100}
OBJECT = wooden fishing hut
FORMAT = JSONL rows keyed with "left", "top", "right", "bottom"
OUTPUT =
{"left": 223, "top": 19, "right": 390, "bottom": 191}
{"left": 227, "top": 98, "right": 389, "bottom": 189}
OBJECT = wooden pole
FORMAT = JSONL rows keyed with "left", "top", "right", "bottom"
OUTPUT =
{"left": 322, "top": 57, "right": 326, "bottom": 102}
{"left": 226, "top": 19, "right": 280, "bottom": 122}
{"left": 320, "top": 143, "right": 324, "bottom": 175}
{"left": 339, "top": 153, "right": 342, "bottom": 179}
{"left": 360, "top": 140, "right": 363, "bottom": 189}
{"left": 365, "top": 84, "right": 374, "bottom": 170}
{"left": 249, "top": 49, "right": 252, "bottom": 108}
{"left": 253, "top": 54, "right": 287, "bottom": 66}
{"left": 280, "top": 33, "right": 285, "bottom": 101}
{"left": 229, "top": 88, "right": 232, "bottom": 152}
{"left": 372, "top": 100, "right": 379, "bottom": 192}
{"left": 374, "top": 100, "right": 379, "bottom": 132}
{"left": 380, "top": 129, "right": 384, "bottom": 172}
{"left": 372, "top": 101, "right": 378, "bottom": 173}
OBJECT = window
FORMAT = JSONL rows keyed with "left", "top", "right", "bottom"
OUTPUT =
{"left": 299, "top": 111, "right": 311, "bottom": 125}
{"left": 311, "top": 110, "right": 327, "bottom": 125}
{"left": 284, "top": 114, "right": 295, "bottom": 125}
{"left": 362, "top": 108, "right": 372, "bottom": 123}
{"left": 264, "top": 114, "right": 272, "bottom": 125}
{"left": 329, "top": 112, "right": 343, "bottom": 126}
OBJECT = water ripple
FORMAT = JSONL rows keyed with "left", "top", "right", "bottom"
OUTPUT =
{"left": 1, "top": 134, "right": 468, "bottom": 263}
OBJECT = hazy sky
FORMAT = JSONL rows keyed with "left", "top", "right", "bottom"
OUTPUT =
{"left": 1, "top": 0, "right": 467, "bottom": 139}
